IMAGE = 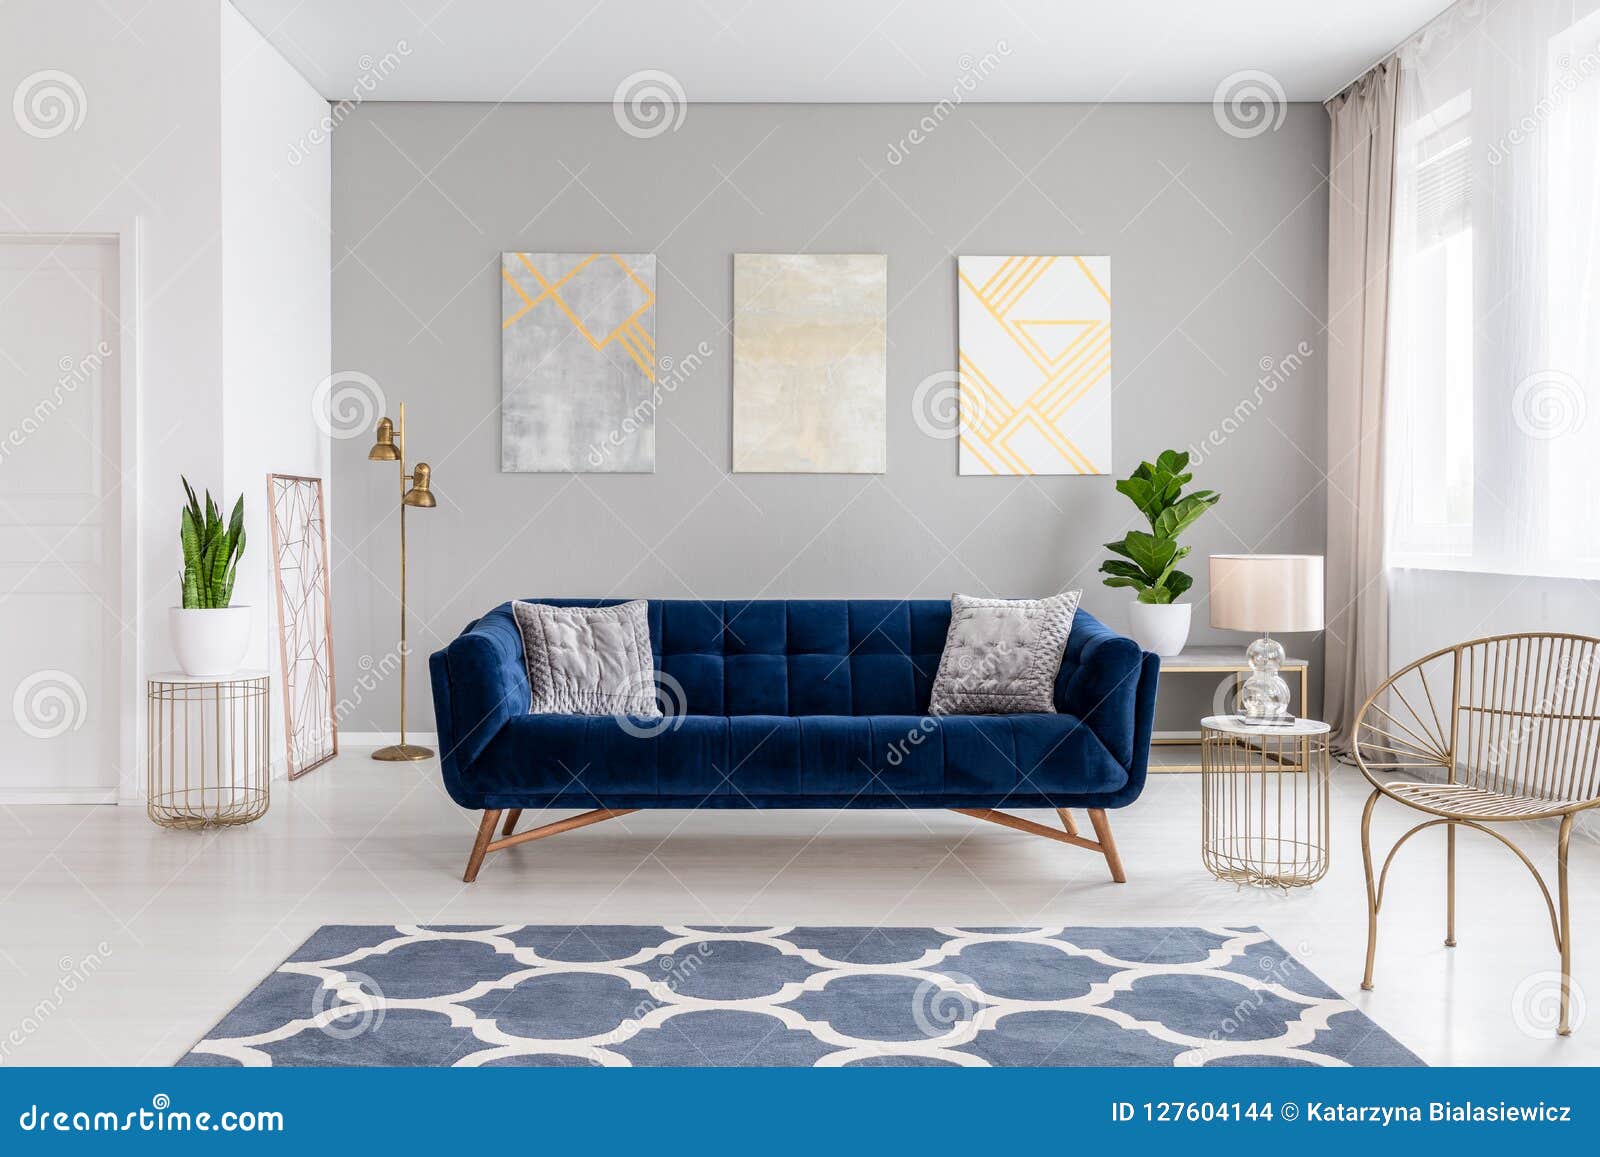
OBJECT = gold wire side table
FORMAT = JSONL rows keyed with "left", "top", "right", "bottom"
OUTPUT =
{"left": 1200, "top": 715, "right": 1331, "bottom": 887}
{"left": 147, "top": 671, "right": 271, "bottom": 829}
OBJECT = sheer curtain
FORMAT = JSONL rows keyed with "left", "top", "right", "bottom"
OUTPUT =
{"left": 1388, "top": 0, "right": 1600, "bottom": 582}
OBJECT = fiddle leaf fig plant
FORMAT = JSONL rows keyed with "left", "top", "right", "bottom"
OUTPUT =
{"left": 1100, "top": 450, "right": 1219, "bottom": 605}
{"left": 178, "top": 476, "right": 245, "bottom": 609}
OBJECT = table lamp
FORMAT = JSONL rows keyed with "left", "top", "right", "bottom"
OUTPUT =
{"left": 1209, "top": 554, "right": 1324, "bottom": 721}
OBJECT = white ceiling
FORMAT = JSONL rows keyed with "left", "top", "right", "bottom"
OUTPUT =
{"left": 232, "top": 0, "right": 1449, "bottom": 104}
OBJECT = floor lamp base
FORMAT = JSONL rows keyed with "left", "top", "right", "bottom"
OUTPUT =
{"left": 372, "top": 743, "right": 434, "bottom": 762}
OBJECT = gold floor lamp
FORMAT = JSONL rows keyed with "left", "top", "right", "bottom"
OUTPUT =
{"left": 367, "top": 401, "right": 437, "bottom": 762}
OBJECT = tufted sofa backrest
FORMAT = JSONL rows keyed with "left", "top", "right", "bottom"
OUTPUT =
{"left": 499, "top": 598, "right": 1103, "bottom": 717}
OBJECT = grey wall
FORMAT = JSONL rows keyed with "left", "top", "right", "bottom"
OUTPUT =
{"left": 331, "top": 102, "right": 1329, "bottom": 732}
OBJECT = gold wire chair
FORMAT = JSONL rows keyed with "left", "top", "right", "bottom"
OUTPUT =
{"left": 1353, "top": 632, "right": 1600, "bottom": 1036}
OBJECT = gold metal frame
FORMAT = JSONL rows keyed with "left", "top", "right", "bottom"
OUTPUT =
{"left": 1151, "top": 662, "right": 1309, "bottom": 772}
{"left": 266, "top": 473, "right": 337, "bottom": 778}
{"left": 1201, "top": 723, "right": 1330, "bottom": 887}
{"left": 147, "top": 674, "right": 270, "bottom": 829}
{"left": 460, "top": 807, "right": 1126, "bottom": 883}
{"left": 1354, "top": 632, "right": 1600, "bottom": 1035}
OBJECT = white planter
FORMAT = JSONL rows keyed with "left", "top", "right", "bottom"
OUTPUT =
{"left": 170, "top": 605, "right": 252, "bottom": 678}
{"left": 1128, "top": 602, "right": 1191, "bottom": 657}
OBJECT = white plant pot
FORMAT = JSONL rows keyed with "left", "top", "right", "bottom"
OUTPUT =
{"left": 1128, "top": 602, "right": 1191, "bottom": 657}
{"left": 170, "top": 605, "right": 252, "bottom": 678}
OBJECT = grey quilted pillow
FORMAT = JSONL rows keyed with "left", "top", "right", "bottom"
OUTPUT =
{"left": 511, "top": 600, "right": 661, "bottom": 717}
{"left": 928, "top": 591, "right": 1082, "bottom": 715}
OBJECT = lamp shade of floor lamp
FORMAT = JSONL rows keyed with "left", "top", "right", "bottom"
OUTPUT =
{"left": 367, "top": 402, "right": 437, "bottom": 761}
{"left": 1209, "top": 554, "right": 1324, "bottom": 720}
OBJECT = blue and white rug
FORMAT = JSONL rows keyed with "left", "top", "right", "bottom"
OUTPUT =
{"left": 181, "top": 925, "right": 1420, "bottom": 1067}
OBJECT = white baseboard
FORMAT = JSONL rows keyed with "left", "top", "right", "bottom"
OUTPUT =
{"left": 0, "top": 787, "right": 118, "bottom": 805}
{"left": 341, "top": 731, "right": 439, "bottom": 746}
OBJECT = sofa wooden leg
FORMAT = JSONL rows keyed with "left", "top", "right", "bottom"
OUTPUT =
{"left": 952, "top": 807, "right": 1127, "bottom": 882}
{"left": 1087, "top": 808, "right": 1127, "bottom": 883}
{"left": 502, "top": 808, "right": 523, "bottom": 838}
{"left": 463, "top": 809, "right": 503, "bottom": 883}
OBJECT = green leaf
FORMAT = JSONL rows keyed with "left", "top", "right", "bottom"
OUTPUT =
{"left": 1115, "top": 477, "right": 1161, "bottom": 521}
{"left": 1123, "top": 531, "right": 1177, "bottom": 579}
{"left": 180, "top": 507, "right": 201, "bottom": 573}
{"left": 1099, "top": 559, "right": 1146, "bottom": 581}
{"left": 1102, "top": 538, "right": 1137, "bottom": 562}
{"left": 1101, "top": 576, "right": 1146, "bottom": 591}
{"left": 1137, "top": 585, "right": 1175, "bottom": 605}
{"left": 182, "top": 476, "right": 202, "bottom": 526}
{"left": 1164, "top": 569, "right": 1194, "bottom": 599}
{"left": 1155, "top": 449, "right": 1190, "bottom": 476}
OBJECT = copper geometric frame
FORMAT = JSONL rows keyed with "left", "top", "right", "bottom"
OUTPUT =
{"left": 266, "top": 473, "right": 338, "bottom": 779}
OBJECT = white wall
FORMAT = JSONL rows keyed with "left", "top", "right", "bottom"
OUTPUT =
{"left": 0, "top": 0, "right": 330, "bottom": 796}
{"left": 220, "top": 2, "right": 332, "bottom": 773}
{"left": 1389, "top": 569, "right": 1600, "bottom": 668}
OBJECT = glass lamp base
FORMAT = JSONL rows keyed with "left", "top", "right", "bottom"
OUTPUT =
{"left": 1240, "top": 633, "right": 1291, "bottom": 720}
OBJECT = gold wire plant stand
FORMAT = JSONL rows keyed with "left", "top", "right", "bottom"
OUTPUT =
{"left": 1201, "top": 715, "right": 1331, "bottom": 888}
{"left": 147, "top": 671, "right": 270, "bottom": 829}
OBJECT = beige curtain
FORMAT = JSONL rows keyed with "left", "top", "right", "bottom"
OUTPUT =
{"left": 1324, "top": 59, "right": 1398, "bottom": 748}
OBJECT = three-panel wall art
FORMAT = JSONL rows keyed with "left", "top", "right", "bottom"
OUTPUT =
{"left": 499, "top": 252, "right": 1112, "bottom": 476}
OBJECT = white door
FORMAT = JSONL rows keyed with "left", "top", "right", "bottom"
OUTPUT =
{"left": 0, "top": 236, "right": 121, "bottom": 801}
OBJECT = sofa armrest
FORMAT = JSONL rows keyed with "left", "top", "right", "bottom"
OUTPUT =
{"left": 1053, "top": 611, "right": 1148, "bottom": 768}
{"left": 430, "top": 603, "right": 528, "bottom": 802}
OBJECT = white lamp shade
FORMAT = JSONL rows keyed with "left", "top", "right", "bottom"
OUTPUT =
{"left": 1209, "top": 554, "right": 1324, "bottom": 633}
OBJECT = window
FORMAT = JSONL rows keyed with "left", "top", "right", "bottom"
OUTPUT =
{"left": 1386, "top": 2, "right": 1600, "bottom": 580}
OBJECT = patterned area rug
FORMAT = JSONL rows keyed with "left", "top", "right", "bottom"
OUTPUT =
{"left": 181, "top": 925, "right": 1420, "bottom": 1067}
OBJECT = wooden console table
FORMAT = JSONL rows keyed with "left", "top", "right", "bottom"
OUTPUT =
{"left": 1150, "top": 647, "right": 1308, "bottom": 773}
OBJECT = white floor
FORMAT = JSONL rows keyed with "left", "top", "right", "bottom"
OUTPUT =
{"left": 0, "top": 750, "right": 1594, "bottom": 1066}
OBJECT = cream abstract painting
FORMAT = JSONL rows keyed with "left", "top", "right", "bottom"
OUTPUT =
{"left": 957, "top": 255, "right": 1112, "bottom": 475}
{"left": 733, "top": 253, "right": 887, "bottom": 473}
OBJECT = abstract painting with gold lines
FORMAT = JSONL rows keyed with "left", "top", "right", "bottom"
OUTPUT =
{"left": 501, "top": 252, "right": 657, "bottom": 472}
{"left": 956, "top": 255, "right": 1112, "bottom": 476}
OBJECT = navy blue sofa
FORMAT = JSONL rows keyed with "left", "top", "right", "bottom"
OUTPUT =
{"left": 430, "top": 598, "right": 1160, "bottom": 881}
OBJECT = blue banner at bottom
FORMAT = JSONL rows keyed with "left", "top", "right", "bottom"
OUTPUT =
{"left": 1, "top": 1067, "right": 1592, "bottom": 1152}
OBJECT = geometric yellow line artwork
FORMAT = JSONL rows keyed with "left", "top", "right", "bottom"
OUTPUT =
{"left": 501, "top": 252, "right": 657, "bottom": 473}
{"left": 956, "top": 255, "right": 1111, "bottom": 475}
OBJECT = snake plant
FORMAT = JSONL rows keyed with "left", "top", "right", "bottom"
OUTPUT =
{"left": 1100, "top": 450, "right": 1220, "bottom": 605}
{"left": 179, "top": 477, "right": 245, "bottom": 609}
